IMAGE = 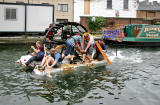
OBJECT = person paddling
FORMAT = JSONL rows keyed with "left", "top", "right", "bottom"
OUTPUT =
{"left": 24, "top": 41, "right": 44, "bottom": 66}
{"left": 41, "top": 48, "right": 62, "bottom": 70}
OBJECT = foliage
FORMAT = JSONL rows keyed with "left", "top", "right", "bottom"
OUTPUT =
{"left": 155, "top": 21, "right": 160, "bottom": 25}
{"left": 88, "top": 17, "right": 106, "bottom": 32}
{"left": 21, "top": 34, "right": 28, "bottom": 39}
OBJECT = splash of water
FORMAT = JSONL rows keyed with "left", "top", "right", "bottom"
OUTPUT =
{"left": 107, "top": 50, "right": 143, "bottom": 64}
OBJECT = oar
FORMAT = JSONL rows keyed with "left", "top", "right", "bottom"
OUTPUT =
{"left": 95, "top": 41, "right": 111, "bottom": 64}
{"left": 43, "top": 44, "right": 51, "bottom": 77}
{"left": 44, "top": 44, "right": 50, "bottom": 68}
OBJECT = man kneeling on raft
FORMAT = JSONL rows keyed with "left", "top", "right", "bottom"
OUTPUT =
{"left": 62, "top": 35, "right": 83, "bottom": 64}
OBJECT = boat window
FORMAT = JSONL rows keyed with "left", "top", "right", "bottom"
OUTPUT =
{"left": 76, "top": 25, "right": 86, "bottom": 33}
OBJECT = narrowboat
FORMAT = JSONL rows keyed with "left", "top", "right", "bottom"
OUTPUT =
{"left": 103, "top": 24, "right": 160, "bottom": 46}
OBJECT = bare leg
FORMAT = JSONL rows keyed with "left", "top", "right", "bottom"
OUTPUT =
{"left": 47, "top": 56, "right": 54, "bottom": 66}
{"left": 91, "top": 49, "right": 95, "bottom": 60}
{"left": 82, "top": 54, "right": 86, "bottom": 63}
{"left": 41, "top": 57, "right": 46, "bottom": 67}
{"left": 62, "top": 53, "right": 65, "bottom": 59}
{"left": 71, "top": 55, "right": 75, "bottom": 61}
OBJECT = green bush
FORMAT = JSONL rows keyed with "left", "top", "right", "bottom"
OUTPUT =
{"left": 155, "top": 21, "right": 160, "bottom": 25}
{"left": 88, "top": 17, "right": 106, "bottom": 32}
{"left": 21, "top": 34, "right": 28, "bottom": 39}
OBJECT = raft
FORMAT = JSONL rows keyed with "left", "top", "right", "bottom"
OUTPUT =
{"left": 33, "top": 41, "right": 110, "bottom": 76}
{"left": 17, "top": 54, "right": 108, "bottom": 76}
{"left": 33, "top": 60, "right": 107, "bottom": 76}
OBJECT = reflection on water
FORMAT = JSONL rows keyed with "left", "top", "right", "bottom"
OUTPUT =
{"left": 31, "top": 67, "right": 125, "bottom": 105}
{"left": 0, "top": 44, "right": 160, "bottom": 105}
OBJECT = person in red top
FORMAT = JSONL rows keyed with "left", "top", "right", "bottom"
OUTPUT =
{"left": 44, "top": 24, "right": 54, "bottom": 41}
{"left": 25, "top": 41, "right": 44, "bottom": 66}
{"left": 94, "top": 40, "right": 107, "bottom": 60}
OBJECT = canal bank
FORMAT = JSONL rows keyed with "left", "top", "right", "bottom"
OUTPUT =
{"left": 0, "top": 36, "right": 102, "bottom": 44}
{"left": 0, "top": 36, "right": 44, "bottom": 44}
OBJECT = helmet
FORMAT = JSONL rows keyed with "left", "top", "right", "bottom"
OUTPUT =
{"left": 83, "top": 33, "right": 91, "bottom": 41}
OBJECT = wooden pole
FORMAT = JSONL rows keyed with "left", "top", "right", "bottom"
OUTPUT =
{"left": 116, "top": 44, "right": 117, "bottom": 56}
{"left": 44, "top": 44, "right": 49, "bottom": 68}
{"left": 95, "top": 41, "right": 111, "bottom": 64}
{"left": 44, "top": 44, "right": 52, "bottom": 77}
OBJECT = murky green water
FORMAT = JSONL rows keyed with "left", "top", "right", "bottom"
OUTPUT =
{"left": 0, "top": 44, "right": 160, "bottom": 105}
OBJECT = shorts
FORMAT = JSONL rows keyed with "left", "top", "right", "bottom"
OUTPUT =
{"left": 65, "top": 41, "right": 75, "bottom": 56}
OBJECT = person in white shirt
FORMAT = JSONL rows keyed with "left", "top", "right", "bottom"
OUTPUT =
{"left": 81, "top": 33, "right": 95, "bottom": 63}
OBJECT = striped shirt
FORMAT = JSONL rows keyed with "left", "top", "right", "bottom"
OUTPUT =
{"left": 66, "top": 35, "right": 82, "bottom": 47}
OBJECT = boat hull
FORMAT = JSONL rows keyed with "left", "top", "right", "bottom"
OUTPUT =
{"left": 104, "top": 39, "right": 160, "bottom": 47}
{"left": 103, "top": 24, "right": 160, "bottom": 47}
{"left": 33, "top": 60, "right": 107, "bottom": 76}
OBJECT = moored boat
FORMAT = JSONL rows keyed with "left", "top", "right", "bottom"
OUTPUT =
{"left": 103, "top": 24, "right": 160, "bottom": 46}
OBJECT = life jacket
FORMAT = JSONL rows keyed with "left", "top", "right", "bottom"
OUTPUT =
{"left": 48, "top": 31, "right": 53, "bottom": 37}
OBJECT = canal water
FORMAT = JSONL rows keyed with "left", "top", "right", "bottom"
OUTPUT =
{"left": 0, "top": 44, "right": 160, "bottom": 105}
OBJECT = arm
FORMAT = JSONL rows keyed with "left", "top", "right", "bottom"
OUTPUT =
{"left": 50, "top": 60, "right": 58, "bottom": 68}
{"left": 31, "top": 46, "right": 40, "bottom": 53}
{"left": 84, "top": 36, "right": 94, "bottom": 52}
{"left": 84, "top": 41, "right": 91, "bottom": 52}
{"left": 50, "top": 53, "right": 60, "bottom": 68}
{"left": 81, "top": 39, "right": 84, "bottom": 50}
{"left": 102, "top": 45, "right": 107, "bottom": 50}
{"left": 75, "top": 43, "right": 81, "bottom": 51}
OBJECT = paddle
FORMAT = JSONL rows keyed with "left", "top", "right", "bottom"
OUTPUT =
{"left": 43, "top": 44, "right": 52, "bottom": 77}
{"left": 43, "top": 44, "right": 49, "bottom": 68}
{"left": 95, "top": 41, "right": 111, "bottom": 64}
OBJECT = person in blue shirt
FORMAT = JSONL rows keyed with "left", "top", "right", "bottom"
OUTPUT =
{"left": 41, "top": 48, "right": 62, "bottom": 70}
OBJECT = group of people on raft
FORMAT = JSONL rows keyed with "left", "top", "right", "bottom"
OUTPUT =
{"left": 24, "top": 25, "right": 107, "bottom": 70}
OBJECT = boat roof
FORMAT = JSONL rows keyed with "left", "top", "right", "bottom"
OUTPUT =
{"left": 138, "top": 1, "right": 160, "bottom": 11}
